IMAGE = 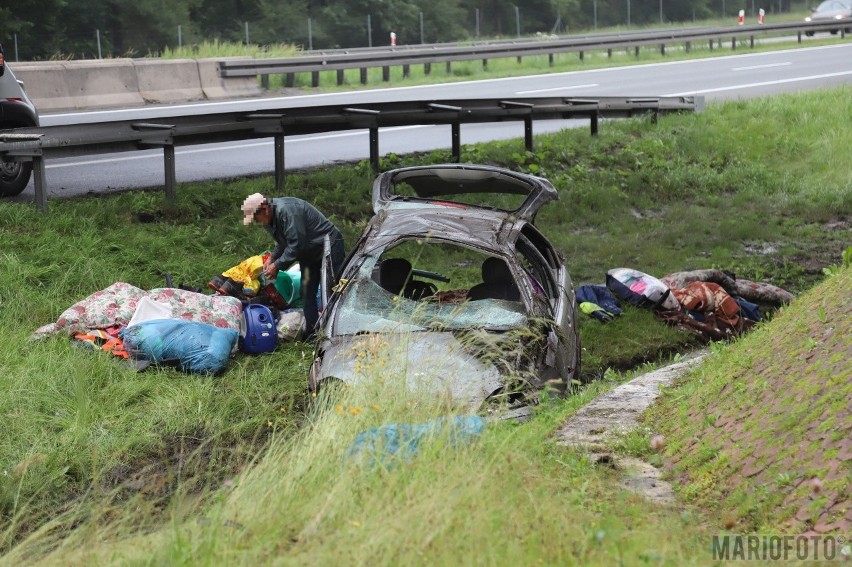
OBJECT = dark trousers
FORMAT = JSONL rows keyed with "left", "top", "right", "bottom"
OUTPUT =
{"left": 301, "top": 230, "right": 345, "bottom": 334}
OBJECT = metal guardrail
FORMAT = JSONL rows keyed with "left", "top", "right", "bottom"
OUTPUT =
{"left": 0, "top": 95, "right": 703, "bottom": 212}
{"left": 220, "top": 22, "right": 848, "bottom": 87}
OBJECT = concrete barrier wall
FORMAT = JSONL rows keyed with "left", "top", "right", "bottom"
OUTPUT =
{"left": 134, "top": 59, "right": 204, "bottom": 104}
{"left": 196, "top": 57, "right": 262, "bottom": 100}
{"left": 14, "top": 58, "right": 262, "bottom": 112}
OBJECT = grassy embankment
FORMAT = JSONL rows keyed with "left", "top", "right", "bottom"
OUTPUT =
{"left": 645, "top": 260, "right": 851, "bottom": 534}
{"left": 0, "top": 86, "right": 849, "bottom": 563}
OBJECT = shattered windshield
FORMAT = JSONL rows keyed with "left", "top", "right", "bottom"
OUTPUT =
{"left": 332, "top": 244, "right": 529, "bottom": 336}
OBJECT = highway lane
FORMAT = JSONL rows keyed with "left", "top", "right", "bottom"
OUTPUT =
{"left": 15, "top": 43, "right": 852, "bottom": 201}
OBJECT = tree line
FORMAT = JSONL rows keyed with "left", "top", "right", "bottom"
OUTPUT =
{"left": 2, "top": 0, "right": 791, "bottom": 61}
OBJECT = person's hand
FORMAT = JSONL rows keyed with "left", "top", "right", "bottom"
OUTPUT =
{"left": 263, "top": 262, "right": 280, "bottom": 280}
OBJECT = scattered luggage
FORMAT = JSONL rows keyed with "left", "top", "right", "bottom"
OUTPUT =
{"left": 240, "top": 304, "right": 278, "bottom": 354}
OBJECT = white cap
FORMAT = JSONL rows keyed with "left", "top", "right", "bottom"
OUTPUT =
{"left": 241, "top": 193, "right": 266, "bottom": 225}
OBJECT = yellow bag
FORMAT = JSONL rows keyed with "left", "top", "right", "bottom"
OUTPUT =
{"left": 222, "top": 255, "right": 265, "bottom": 294}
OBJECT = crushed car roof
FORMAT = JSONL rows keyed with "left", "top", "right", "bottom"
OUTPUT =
{"left": 372, "top": 164, "right": 558, "bottom": 222}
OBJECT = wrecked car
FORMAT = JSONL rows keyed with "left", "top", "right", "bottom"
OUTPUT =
{"left": 308, "top": 164, "right": 581, "bottom": 410}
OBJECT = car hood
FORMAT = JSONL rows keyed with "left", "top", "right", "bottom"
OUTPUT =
{"left": 314, "top": 331, "right": 505, "bottom": 410}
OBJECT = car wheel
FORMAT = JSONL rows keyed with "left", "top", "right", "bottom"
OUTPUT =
{"left": 0, "top": 158, "right": 32, "bottom": 197}
{"left": 805, "top": 31, "right": 815, "bottom": 36}
{"left": 830, "top": 29, "right": 838, "bottom": 34}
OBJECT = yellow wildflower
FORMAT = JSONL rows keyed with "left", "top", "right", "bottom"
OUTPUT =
{"left": 348, "top": 406, "right": 363, "bottom": 416}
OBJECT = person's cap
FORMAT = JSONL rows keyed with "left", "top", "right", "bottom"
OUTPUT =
{"left": 241, "top": 193, "right": 266, "bottom": 225}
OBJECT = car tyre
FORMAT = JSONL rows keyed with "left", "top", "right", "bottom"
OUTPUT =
{"left": 805, "top": 30, "right": 815, "bottom": 36}
{"left": 0, "top": 159, "right": 32, "bottom": 197}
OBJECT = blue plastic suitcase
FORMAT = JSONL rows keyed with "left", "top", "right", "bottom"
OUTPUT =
{"left": 240, "top": 304, "right": 277, "bottom": 354}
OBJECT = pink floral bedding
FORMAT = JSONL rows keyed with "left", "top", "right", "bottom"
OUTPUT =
{"left": 33, "top": 282, "right": 243, "bottom": 338}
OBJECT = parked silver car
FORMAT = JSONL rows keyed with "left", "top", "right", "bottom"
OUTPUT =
{"left": 0, "top": 43, "right": 39, "bottom": 197}
{"left": 308, "top": 164, "right": 581, "bottom": 410}
{"left": 804, "top": 0, "right": 852, "bottom": 35}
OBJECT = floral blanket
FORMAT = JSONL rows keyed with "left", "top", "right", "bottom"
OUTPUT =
{"left": 33, "top": 282, "right": 243, "bottom": 338}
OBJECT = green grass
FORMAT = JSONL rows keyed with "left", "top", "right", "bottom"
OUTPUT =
{"left": 644, "top": 263, "right": 851, "bottom": 532}
{"left": 0, "top": 86, "right": 849, "bottom": 562}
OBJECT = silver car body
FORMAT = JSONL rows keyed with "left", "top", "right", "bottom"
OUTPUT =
{"left": 309, "top": 165, "right": 580, "bottom": 409}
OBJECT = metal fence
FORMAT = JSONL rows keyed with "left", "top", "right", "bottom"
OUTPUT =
{"left": 0, "top": 95, "right": 703, "bottom": 212}
{"left": 219, "top": 21, "right": 847, "bottom": 88}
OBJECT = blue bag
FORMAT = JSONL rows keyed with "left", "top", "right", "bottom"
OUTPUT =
{"left": 121, "top": 319, "right": 238, "bottom": 375}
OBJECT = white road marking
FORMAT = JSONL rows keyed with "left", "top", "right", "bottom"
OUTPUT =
{"left": 663, "top": 70, "right": 852, "bottom": 96}
{"left": 44, "top": 125, "right": 429, "bottom": 168}
{"left": 732, "top": 62, "right": 792, "bottom": 71}
{"left": 514, "top": 83, "right": 599, "bottom": 94}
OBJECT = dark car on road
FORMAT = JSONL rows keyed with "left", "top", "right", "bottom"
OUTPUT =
{"left": 0, "top": 43, "right": 39, "bottom": 197}
{"left": 307, "top": 164, "right": 581, "bottom": 411}
{"left": 804, "top": 0, "right": 852, "bottom": 35}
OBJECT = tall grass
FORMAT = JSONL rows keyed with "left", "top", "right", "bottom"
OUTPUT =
{"left": 11, "top": 367, "right": 710, "bottom": 566}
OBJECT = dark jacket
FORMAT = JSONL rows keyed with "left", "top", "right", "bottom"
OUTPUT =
{"left": 266, "top": 197, "right": 339, "bottom": 270}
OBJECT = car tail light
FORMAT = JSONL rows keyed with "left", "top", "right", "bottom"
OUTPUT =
{"left": 5, "top": 98, "right": 26, "bottom": 103}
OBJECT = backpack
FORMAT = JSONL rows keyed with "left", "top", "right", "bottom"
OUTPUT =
{"left": 605, "top": 268, "right": 680, "bottom": 311}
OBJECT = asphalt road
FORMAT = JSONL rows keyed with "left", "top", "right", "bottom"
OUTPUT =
{"left": 16, "top": 43, "right": 852, "bottom": 201}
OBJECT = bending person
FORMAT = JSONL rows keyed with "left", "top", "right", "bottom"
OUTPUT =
{"left": 241, "top": 192, "right": 345, "bottom": 337}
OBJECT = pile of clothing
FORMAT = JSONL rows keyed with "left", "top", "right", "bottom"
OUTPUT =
{"left": 33, "top": 282, "right": 244, "bottom": 374}
{"left": 577, "top": 268, "right": 794, "bottom": 342}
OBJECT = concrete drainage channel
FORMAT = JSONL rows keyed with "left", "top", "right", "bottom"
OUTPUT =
{"left": 557, "top": 350, "right": 709, "bottom": 505}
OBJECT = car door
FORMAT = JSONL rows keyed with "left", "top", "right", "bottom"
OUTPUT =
{"left": 515, "top": 224, "right": 580, "bottom": 385}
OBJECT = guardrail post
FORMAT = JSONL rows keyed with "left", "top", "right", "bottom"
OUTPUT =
{"left": 261, "top": 74, "right": 269, "bottom": 89}
{"left": 750, "top": 35, "right": 754, "bottom": 48}
{"left": 403, "top": 64, "right": 410, "bottom": 78}
{"left": 451, "top": 122, "right": 460, "bottom": 162}
{"left": 607, "top": 48, "right": 612, "bottom": 58}
{"left": 369, "top": 126, "right": 379, "bottom": 172}
{"left": 548, "top": 53, "right": 554, "bottom": 66}
{"left": 524, "top": 116, "right": 533, "bottom": 151}
{"left": 382, "top": 66, "right": 390, "bottom": 81}
{"left": 634, "top": 46, "right": 640, "bottom": 57}
{"left": 709, "top": 39, "right": 714, "bottom": 51}
{"left": 164, "top": 145, "right": 176, "bottom": 203}
{"left": 482, "top": 59, "right": 488, "bottom": 70}
{"left": 424, "top": 63, "right": 431, "bottom": 75}
{"left": 797, "top": 31, "right": 802, "bottom": 43}
{"left": 446, "top": 62, "right": 452, "bottom": 74}
{"left": 274, "top": 133, "right": 285, "bottom": 192}
{"left": 660, "top": 43, "right": 665, "bottom": 56}
{"left": 685, "top": 41, "right": 691, "bottom": 53}
{"left": 841, "top": 28, "right": 846, "bottom": 38}
{"left": 517, "top": 56, "right": 522, "bottom": 64}
{"left": 33, "top": 155, "right": 47, "bottom": 212}
{"left": 360, "top": 68, "right": 368, "bottom": 84}
{"left": 590, "top": 111, "right": 599, "bottom": 136}
{"left": 286, "top": 73, "right": 295, "bottom": 88}
{"left": 732, "top": 36, "right": 736, "bottom": 50}
{"left": 337, "top": 70, "right": 345, "bottom": 85}
{"left": 312, "top": 71, "right": 320, "bottom": 87}
{"left": 579, "top": 51, "right": 584, "bottom": 61}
